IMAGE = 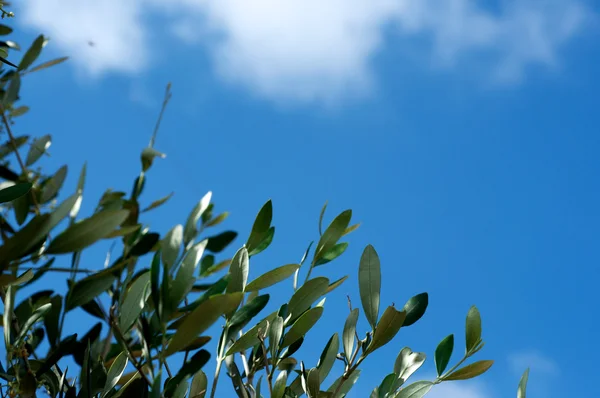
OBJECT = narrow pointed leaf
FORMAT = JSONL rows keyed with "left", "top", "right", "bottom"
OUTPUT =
{"left": 359, "top": 244, "right": 381, "bottom": 329}
{"left": 465, "top": 306, "right": 482, "bottom": 353}
{"left": 29, "top": 56, "right": 69, "bottom": 73}
{"left": 434, "top": 334, "right": 454, "bottom": 376}
{"left": 287, "top": 277, "right": 329, "bottom": 323}
{"left": 0, "top": 182, "right": 31, "bottom": 204}
{"left": 190, "top": 369, "right": 208, "bottom": 398}
{"left": 517, "top": 368, "right": 529, "bottom": 398}
{"left": 246, "top": 264, "right": 300, "bottom": 291}
{"left": 394, "top": 347, "right": 426, "bottom": 384}
{"left": 246, "top": 200, "right": 272, "bottom": 254}
{"left": 343, "top": 308, "right": 359, "bottom": 362}
{"left": 282, "top": 306, "right": 323, "bottom": 348}
{"left": 366, "top": 306, "right": 406, "bottom": 354}
{"left": 444, "top": 360, "right": 494, "bottom": 381}
{"left": 19, "top": 35, "right": 46, "bottom": 71}
{"left": 119, "top": 272, "right": 151, "bottom": 332}
{"left": 315, "top": 210, "right": 352, "bottom": 262}
{"left": 102, "top": 352, "right": 128, "bottom": 397}
{"left": 395, "top": 381, "right": 433, "bottom": 398}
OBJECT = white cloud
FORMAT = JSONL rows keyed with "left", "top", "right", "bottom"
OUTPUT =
{"left": 426, "top": 381, "right": 492, "bottom": 398}
{"left": 18, "top": 0, "right": 592, "bottom": 104}
{"left": 508, "top": 351, "right": 559, "bottom": 377}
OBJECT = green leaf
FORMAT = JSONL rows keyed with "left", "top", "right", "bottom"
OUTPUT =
{"left": 35, "top": 334, "right": 77, "bottom": 378}
{"left": 65, "top": 270, "right": 117, "bottom": 311}
{"left": 3, "top": 72, "right": 20, "bottom": 105}
{"left": 435, "top": 334, "right": 454, "bottom": 376}
{"left": 0, "top": 25, "right": 13, "bottom": 35}
{"left": 3, "top": 286, "right": 13, "bottom": 345}
{"left": 204, "top": 212, "right": 229, "bottom": 228}
{"left": 282, "top": 306, "right": 323, "bottom": 348}
{"left": 0, "top": 135, "right": 29, "bottom": 159}
{"left": 165, "top": 350, "right": 210, "bottom": 397}
{"left": 13, "top": 193, "right": 29, "bottom": 225}
{"left": 142, "top": 192, "right": 174, "bottom": 213}
{"left": 44, "top": 295, "right": 62, "bottom": 348}
{"left": 25, "top": 134, "right": 51, "bottom": 166}
{"left": 205, "top": 230, "right": 238, "bottom": 253}
{"left": 306, "top": 368, "right": 320, "bottom": 398}
{"left": 366, "top": 306, "right": 406, "bottom": 354}
{"left": 393, "top": 347, "right": 426, "bottom": 385}
{"left": 327, "top": 369, "right": 360, "bottom": 397}
{"left": 0, "top": 55, "right": 17, "bottom": 68}
{"left": 228, "top": 294, "right": 269, "bottom": 335}
{"left": 314, "top": 209, "right": 352, "bottom": 263}
{"left": 465, "top": 306, "right": 482, "bottom": 353}
{"left": 358, "top": 244, "right": 381, "bottom": 329}
{"left": 47, "top": 209, "right": 129, "bottom": 254}
{"left": 248, "top": 226, "right": 275, "bottom": 256}
{"left": 314, "top": 242, "right": 348, "bottom": 266}
{"left": 40, "top": 165, "right": 67, "bottom": 203}
{"left": 395, "top": 381, "right": 433, "bottom": 398}
{"left": 318, "top": 201, "right": 328, "bottom": 236}
{"left": 517, "top": 368, "right": 529, "bottom": 398}
{"left": 225, "top": 312, "right": 277, "bottom": 355}
{"left": 189, "top": 369, "right": 208, "bottom": 398}
{"left": 29, "top": 56, "right": 69, "bottom": 73}
{"left": 246, "top": 199, "right": 272, "bottom": 254}
{"left": 119, "top": 271, "right": 151, "bottom": 333}
{"left": 269, "top": 316, "right": 284, "bottom": 360}
{"left": 16, "top": 303, "right": 51, "bottom": 343}
{"left": 317, "top": 333, "right": 339, "bottom": 382}
{"left": 287, "top": 277, "right": 329, "bottom": 323}
{"left": 151, "top": 251, "right": 162, "bottom": 318}
{"left": 161, "top": 224, "right": 183, "bottom": 270}
{"left": 378, "top": 373, "right": 397, "bottom": 398}
{"left": 169, "top": 240, "right": 206, "bottom": 308}
{"left": 227, "top": 246, "right": 249, "bottom": 294}
{"left": 19, "top": 35, "right": 46, "bottom": 71}
{"left": 444, "top": 360, "right": 494, "bottom": 381}
{"left": 166, "top": 292, "right": 242, "bottom": 355}
{"left": 272, "top": 371, "right": 288, "bottom": 398}
{"left": 326, "top": 275, "right": 348, "bottom": 294}
{"left": 183, "top": 192, "right": 212, "bottom": 244}
{"left": 246, "top": 264, "right": 300, "bottom": 292}
{"left": 402, "top": 293, "right": 428, "bottom": 327}
{"left": 0, "top": 269, "right": 34, "bottom": 287}
{"left": 343, "top": 308, "right": 359, "bottom": 362}
{"left": 102, "top": 351, "right": 128, "bottom": 397}
{"left": 10, "top": 106, "right": 30, "bottom": 117}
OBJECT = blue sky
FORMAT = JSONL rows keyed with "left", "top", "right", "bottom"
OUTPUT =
{"left": 6, "top": 0, "right": 600, "bottom": 396}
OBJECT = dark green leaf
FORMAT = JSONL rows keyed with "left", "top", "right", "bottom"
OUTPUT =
{"left": 248, "top": 226, "right": 275, "bottom": 256}
{"left": 0, "top": 269, "right": 34, "bottom": 287}
{"left": 246, "top": 199, "right": 272, "bottom": 254}
{"left": 228, "top": 294, "right": 269, "bottom": 335}
{"left": 317, "top": 333, "right": 339, "bottom": 382}
{"left": 16, "top": 303, "right": 52, "bottom": 343}
{"left": 314, "top": 242, "right": 348, "bottom": 266}
{"left": 169, "top": 240, "right": 206, "bottom": 308}
{"left": 102, "top": 351, "right": 128, "bottom": 397}
{"left": 314, "top": 209, "right": 351, "bottom": 263}
{"left": 164, "top": 350, "right": 210, "bottom": 397}
{"left": 44, "top": 295, "right": 62, "bottom": 347}
{"left": 13, "top": 193, "right": 29, "bottom": 225}
{"left": 35, "top": 334, "right": 77, "bottom": 378}
{"left": 402, "top": 293, "right": 428, "bottom": 327}
{"left": 10, "top": 106, "right": 30, "bottom": 117}
{"left": 47, "top": 209, "right": 129, "bottom": 254}
{"left": 435, "top": 334, "right": 454, "bottom": 376}
{"left": 465, "top": 306, "right": 482, "bottom": 353}
{"left": 130, "top": 232, "right": 160, "bottom": 256}
{"left": 225, "top": 312, "right": 277, "bottom": 355}
{"left": 3, "top": 72, "right": 20, "bottom": 105}
{"left": 0, "top": 25, "right": 13, "bottom": 35}
{"left": 205, "top": 230, "right": 237, "bottom": 253}
{"left": 166, "top": 292, "right": 242, "bottom": 355}
{"left": 0, "top": 182, "right": 31, "bottom": 204}
{"left": 227, "top": 246, "right": 249, "bottom": 294}
{"left": 359, "top": 244, "right": 381, "bottom": 329}
{"left": 318, "top": 201, "right": 328, "bottom": 236}
{"left": 444, "top": 360, "right": 494, "bottom": 381}
{"left": 246, "top": 264, "right": 300, "bottom": 291}
{"left": 269, "top": 316, "right": 284, "bottom": 360}
{"left": 378, "top": 373, "right": 397, "bottom": 398}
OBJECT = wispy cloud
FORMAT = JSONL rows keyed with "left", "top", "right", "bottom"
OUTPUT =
{"left": 508, "top": 351, "right": 559, "bottom": 377}
{"left": 427, "top": 381, "right": 492, "bottom": 398}
{"left": 18, "top": 0, "right": 593, "bottom": 104}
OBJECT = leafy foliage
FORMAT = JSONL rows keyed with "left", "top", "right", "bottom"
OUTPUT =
{"left": 0, "top": 6, "right": 530, "bottom": 398}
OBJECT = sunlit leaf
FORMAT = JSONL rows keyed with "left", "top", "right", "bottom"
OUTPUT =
{"left": 25, "top": 134, "right": 51, "bottom": 166}
{"left": 343, "top": 308, "right": 359, "bottom": 362}
{"left": 287, "top": 277, "right": 329, "bottom": 323}
{"left": 465, "top": 306, "right": 482, "bottom": 353}
{"left": 246, "top": 264, "right": 300, "bottom": 292}
{"left": 102, "top": 351, "right": 128, "bottom": 397}
{"left": 517, "top": 368, "right": 529, "bottom": 398}
{"left": 119, "top": 271, "right": 151, "bottom": 333}
{"left": 402, "top": 293, "right": 428, "bottom": 327}
{"left": 395, "top": 381, "right": 433, "bottom": 398}
{"left": 359, "top": 244, "right": 381, "bottom": 329}
{"left": 366, "top": 306, "right": 406, "bottom": 354}
{"left": 40, "top": 165, "right": 67, "bottom": 203}
{"left": 444, "top": 360, "right": 494, "bottom": 381}
{"left": 246, "top": 199, "right": 272, "bottom": 254}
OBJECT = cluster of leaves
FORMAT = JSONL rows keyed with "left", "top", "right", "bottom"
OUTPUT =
{"left": 0, "top": 8, "right": 531, "bottom": 398}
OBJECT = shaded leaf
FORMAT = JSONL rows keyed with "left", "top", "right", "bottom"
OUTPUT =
{"left": 228, "top": 294, "right": 269, "bottom": 335}
{"left": 315, "top": 210, "right": 352, "bottom": 263}
{"left": 246, "top": 199, "right": 272, "bottom": 254}
{"left": 248, "top": 226, "right": 275, "bottom": 257}
{"left": 3, "top": 72, "right": 20, "bottom": 104}
{"left": 269, "top": 316, "right": 284, "bottom": 360}
{"left": 227, "top": 246, "right": 249, "bottom": 294}
{"left": 40, "top": 165, "right": 68, "bottom": 203}
{"left": 358, "top": 244, "right": 381, "bottom": 329}
{"left": 205, "top": 230, "right": 237, "bottom": 253}
{"left": 326, "top": 276, "right": 348, "bottom": 294}
{"left": 402, "top": 293, "right": 428, "bottom": 327}
{"left": 25, "top": 134, "right": 51, "bottom": 166}
{"left": 65, "top": 270, "right": 117, "bottom": 311}
{"left": 102, "top": 351, "right": 128, "bottom": 397}
{"left": 287, "top": 277, "right": 329, "bottom": 323}
{"left": 434, "top": 334, "right": 454, "bottom": 376}
{"left": 119, "top": 271, "right": 151, "bottom": 332}
{"left": 225, "top": 312, "right": 277, "bottom": 355}
{"left": 394, "top": 347, "right": 426, "bottom": 385}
